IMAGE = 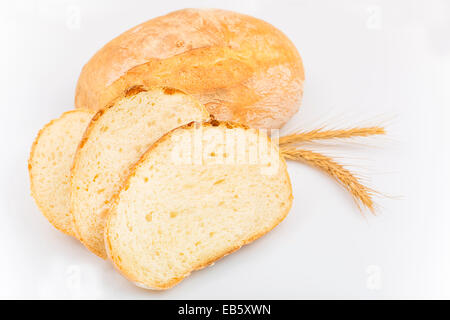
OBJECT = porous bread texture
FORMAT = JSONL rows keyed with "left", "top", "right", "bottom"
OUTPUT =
{"left": 29, "top": 109, "right": 95, "bottom": 237}
{"left": 105, "top": 122, "right": 293, "bottom": 289}
{"left": 71, "top": 87, "right": 210, "bottom": 258}
{"left": 75, "top": 8, "right": 304, "bottom": 129}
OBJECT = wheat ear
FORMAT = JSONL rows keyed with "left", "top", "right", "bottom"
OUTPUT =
{"left": 279, "top": 126, "right": 385, "bottom": 146}
{"left": 280, "top": 147, "right": 376, "bottom": 213}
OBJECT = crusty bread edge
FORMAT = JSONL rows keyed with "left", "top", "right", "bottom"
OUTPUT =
{"left": 104, "top": 121, "right": 293, "bottom": 290}
{"left": 70, "top": 86, "right": 210, "bottom": 259}
{"left": 74, "top": 8, "right": 305, "bottom": 106}
{"left": 28, "top": 109, "right": 95, "bottom": 237}
{"left": 69, "top": 107, "right": 109, "bottom": 257}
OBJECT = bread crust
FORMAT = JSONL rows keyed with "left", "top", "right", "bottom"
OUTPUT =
{"left": 28, "top": 109, "right": 95, "bottom": 237}
{"left": 70, "top": 109, "right": 108, "bottom": 256}
{"left": 104, "top": 121, "right": 293, "bottom": 289}
{"left": 75, "top": 8, "right": 304, "bottom": 129}
{"left": 70, "top": 86, "right": 210, "bottom": 258}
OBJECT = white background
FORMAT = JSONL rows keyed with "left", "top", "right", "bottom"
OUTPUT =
{"left": 1, "top": 0, "right": 449, "bottom": 299}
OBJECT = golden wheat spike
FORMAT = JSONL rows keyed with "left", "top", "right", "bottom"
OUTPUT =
{"left": 279, "top": 126, "right": 385, "bottom": 146}
{"left": 280, "top": 147, "right": 376, "bottom": 213}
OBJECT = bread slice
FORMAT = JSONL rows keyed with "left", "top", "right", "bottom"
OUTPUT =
{"left": 105, "top": 121, "right": 293, "bottom": 289}
{"left": 29, "top": 109, "right": 95, "bottom": 236}
{"left": 70, "top": 86, "right": 210, "bottom": 258}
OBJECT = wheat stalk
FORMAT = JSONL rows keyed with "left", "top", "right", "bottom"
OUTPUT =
{"left": 280, "top": 147, "right": 376, "bottom": 213}
{"left": 279, "top": 126, "right": 385, "bottom": 146}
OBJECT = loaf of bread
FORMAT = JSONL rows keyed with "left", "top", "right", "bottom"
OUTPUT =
{"left": 75, "top": 8, "right": 304, "bottom": 129}
{"left": 105, "top": 121, "right": 293, "bottom": 289}
{"left": 70, "top": 86, "right": 210, "bottom": 258}
{"left": 29, "top": 109, "right": 95, "bottom": 236}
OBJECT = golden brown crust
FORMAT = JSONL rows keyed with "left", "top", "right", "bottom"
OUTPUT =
{"left": 104, "top": 121, "right": 293, "bottom": 289}
{"left": 75, "top": 8, "right": 304, "bottom": 129}
{"left": 71, "top": 86, "right": 209, "bottom": 259}
{"left": 28, "top": 109, "right": 95, "bottom": 237}
{"left": 69, "top": 107, "right": 108, "bottom": 257}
